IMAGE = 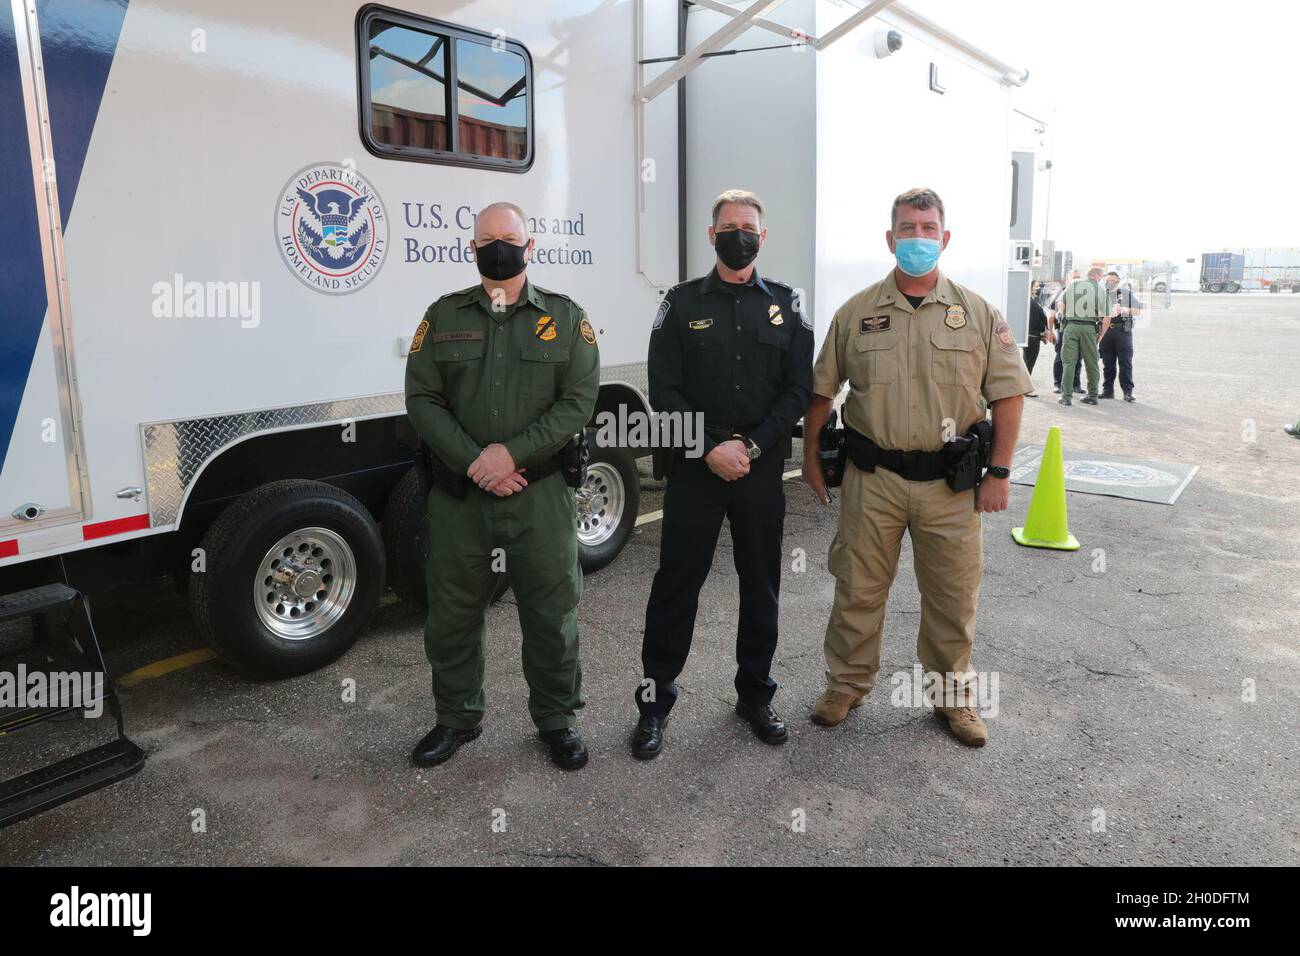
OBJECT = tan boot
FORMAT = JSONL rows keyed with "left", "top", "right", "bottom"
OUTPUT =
{"left": 811, "top": 690, "right": 863, "bottom": 727}
{"left": 936, "top": 706, "right": 988, "bottom": 747}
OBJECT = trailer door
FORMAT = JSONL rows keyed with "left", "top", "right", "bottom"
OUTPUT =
{"left": 0, "top": 1, "right": 88, "bottom": 540}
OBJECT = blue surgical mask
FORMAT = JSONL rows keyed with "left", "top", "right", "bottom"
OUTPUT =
{"left": 893, "top": 237, "right": 942, "bottom": 277}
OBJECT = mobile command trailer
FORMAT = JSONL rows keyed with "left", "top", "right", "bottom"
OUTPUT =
{"left": 1, "top": 0, "right": 1036, "bottom": 682}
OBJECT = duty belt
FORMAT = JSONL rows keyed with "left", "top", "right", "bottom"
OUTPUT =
{"left": 1065, "top": 319, "right": 1100, "bottom": 326}
{"left": 843, "top": 427, "right": 948, "bottom": 482}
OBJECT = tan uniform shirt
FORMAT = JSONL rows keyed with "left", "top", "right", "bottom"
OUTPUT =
{"left": 812, "top": 270, "right": 1031, "bottom": 452}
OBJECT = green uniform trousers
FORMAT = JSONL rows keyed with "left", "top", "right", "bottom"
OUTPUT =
{"left": 1059, "top": 322, "right": 1101, "bottom": 400}
{"left": 423, "top": 471, "right": 584, "bottom": 733}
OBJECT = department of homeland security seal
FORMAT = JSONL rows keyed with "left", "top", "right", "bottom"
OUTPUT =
{"left": 275, "top": 163, "right": 388, "bottom": 295}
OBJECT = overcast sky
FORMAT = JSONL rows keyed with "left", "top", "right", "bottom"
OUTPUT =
{"left": 907, "top": 0, "right": 1298, "bottom": 263}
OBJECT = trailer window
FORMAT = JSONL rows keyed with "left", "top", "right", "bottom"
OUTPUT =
{"left": 357, "top": 6, "right": 533, "bottom": 171}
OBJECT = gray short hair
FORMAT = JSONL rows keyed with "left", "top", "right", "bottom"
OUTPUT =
{"left": 476, "top": 201, "right": 529, "bottom": 238}
{"left": 711, "top": 189, "right": 765, "bottom": 227}
{"left": 891, "top": 187, "right": 945, "bottom": 230}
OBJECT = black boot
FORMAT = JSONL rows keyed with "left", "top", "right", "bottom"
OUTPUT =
{"left": 631, "top": 714, "right": 669, "bottom": 760}
{"left": 411, "top": 724, "right": 481, "bottom": 767}
{"left": 539, "top": 727, "right": 589, "bottom": 771}
{"left": 735, "top": 700, "right": 788, "bottom": 745}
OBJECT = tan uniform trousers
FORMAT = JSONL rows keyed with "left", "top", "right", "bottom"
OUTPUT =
{"left": 824, "top": 460, "right": 982, "bottom": 701}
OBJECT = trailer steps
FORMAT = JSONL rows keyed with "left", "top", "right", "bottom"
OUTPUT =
{"left": 0, "top": 583, "right": 145, "bottom": 829}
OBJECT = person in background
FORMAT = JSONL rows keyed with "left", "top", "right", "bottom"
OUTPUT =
{"left": 1099, "top": 272, "right": 1142, "bottom": 402}
{"left": 1052, "top": 271, "right": 1083, "bottom": 396}
{"left": 1023, "top": 280, "right": 1048, "bottom": 397}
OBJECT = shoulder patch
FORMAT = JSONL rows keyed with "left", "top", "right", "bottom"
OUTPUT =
{"left": 652, "top": 297, "right": 670, "bottom": 331}
{"left": 994, "top": 320, "right": 1018, "bottom": 354}
{"left": 580, "top": 317, "right": 597, "bottom": 345}
{"left": 410, "top": 319, "right": 430, "bottom": 353}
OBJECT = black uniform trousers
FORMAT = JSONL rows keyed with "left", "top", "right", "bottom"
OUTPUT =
{"left": 1100, "top": 327, "right": 1134, "bottom": 396}
{"left": 638, "top": 450, "right": 785, "bottom": 718}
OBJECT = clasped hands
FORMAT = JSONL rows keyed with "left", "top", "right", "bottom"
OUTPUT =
{"left": 467, "top": 443, "right": 528, "bottom": 496}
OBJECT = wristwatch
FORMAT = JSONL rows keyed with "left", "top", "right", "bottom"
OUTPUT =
{"left": 987, "top": 465, "right": 1010, "bottom": 479}
{"left": 734, "top": 434, "right": 761, "bottom": 460}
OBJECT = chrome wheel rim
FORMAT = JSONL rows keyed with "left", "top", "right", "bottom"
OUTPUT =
{"left": 254, "top": 527, "right": 356, "bottom": 640}
{"left": 575, "top": 462, "right": 625, "bottom": 548}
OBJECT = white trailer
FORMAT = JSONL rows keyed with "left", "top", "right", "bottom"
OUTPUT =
{"left": 1, "top": 0, "right": 1038, "bottom": 680}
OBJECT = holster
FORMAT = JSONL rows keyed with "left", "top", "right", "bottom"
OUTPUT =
{"left": 943, "top": 419, "right": 994, "bottom": 493}
{"left": 418, "top": 440, "right": 469, "bottom": 499}
{"left": 818, "top": 410, "right": 846, "bottom": 489}
{"left": 558, "top": 431, "right": 589, "bottom": 490}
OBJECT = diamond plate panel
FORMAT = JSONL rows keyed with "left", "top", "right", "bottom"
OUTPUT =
{"left": 600, "top": 361, "right": 649, "bottom": 397}
{"left": 142, "top": 393, "right": 405, "bottom": 527}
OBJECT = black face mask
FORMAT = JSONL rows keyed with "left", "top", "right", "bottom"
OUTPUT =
{"left": 714, "top": 228, "right": 761, "bottom": 271}
{"left": 474, "top": 238, "right": 528, "bottom": 281}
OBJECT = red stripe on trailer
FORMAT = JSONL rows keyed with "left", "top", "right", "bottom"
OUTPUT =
{"left": 82, "top": 514, "right": 150, "bottom": 541}
{"left": 0, "top": 539, "right": 17, "bottom": 558}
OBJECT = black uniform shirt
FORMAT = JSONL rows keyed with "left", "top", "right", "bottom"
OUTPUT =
{"left": 648, "top": 267, "right": 814, "bottom": 456}
{"left": 1108, "top": 285, "right": 1143, "bottom": 331}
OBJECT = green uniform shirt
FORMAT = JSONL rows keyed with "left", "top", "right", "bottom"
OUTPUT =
{"left": 404, "top": 280, "right": 600, "bottom": 473}
{"left": 1060, "top": 279, "right": 1107, "bottom": 321}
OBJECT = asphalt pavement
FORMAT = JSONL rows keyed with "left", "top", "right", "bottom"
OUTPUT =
{"left": 2, "top": 292, "right": 1296, "bottom": 866}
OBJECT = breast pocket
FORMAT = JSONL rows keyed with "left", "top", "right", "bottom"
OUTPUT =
{"left": 682, "top": 324, "right": 724, "bottom": 378}
{"left": 930, "top": 332, "right": 983, "bottom": 388}
{"left": 852, "top": 332, "right": 898, "bottom": 385}
{"left": 431, "top": 338, "right": 485, "bottom": 395}
{"left": 520, "top": 345, "right": 571, "bottom": 402}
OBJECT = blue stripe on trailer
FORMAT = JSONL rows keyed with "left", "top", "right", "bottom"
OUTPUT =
{"left": 0, "top": 0, "right": 128, "bottom": 475}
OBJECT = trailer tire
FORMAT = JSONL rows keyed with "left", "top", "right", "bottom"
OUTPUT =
{"left": 1153, "top": 281, "right": 1166, "bottom": 293}
{"left": 1208, "top": 282, "right": 1224, "bottom": 293}
{"left": 381, "top": 466, "right": 510, "bottom": 610}
{"left": 190, "top": 479, "right": 385, "bottom": 678}
{"left": 1225, "top": 281, "right": 1240, "bottom": 293}
{"left": 577, "top": 432, "right": 639, "bottom": 573}
{"left": 382, "top": 467, "right": 429, "bottom": 608}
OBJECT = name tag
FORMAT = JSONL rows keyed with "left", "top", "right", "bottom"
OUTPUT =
{"left": 430, "top": 330, "right": 484, "bottom": 343}
{"left": 859, "top": 315, "right": 891, "bottom": 333}
{"left": 688, "top": 318, "right": 713, "bottom": 331}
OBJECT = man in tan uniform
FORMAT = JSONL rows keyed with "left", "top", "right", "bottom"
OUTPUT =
{"left": 801, "top": 187, "right": 1031, "bottom": 746}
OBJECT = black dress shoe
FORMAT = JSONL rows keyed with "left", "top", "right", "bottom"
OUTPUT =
{"left": 1081, "top": 396, "right": 1099, "bottom": 405}
{"left": 735, "top": 700, "right": 788, "bottom": 745}
{"left": 1057, "top": 397, "right": 1072, "bottom": 406}
{"left": 411, "top": 724, "right": 481, "bottom": 767}
{"left": 1099, "top": 391, "right": 1115, "bottom": 399}
{"left": 1123, "top": 393, "right": 1136, "bottom": 403}
{"left": 539, "top": 727, "right": 589, "bottom": 771}
{"left": 631, "top": 714, "right": 669, "bottom": 760}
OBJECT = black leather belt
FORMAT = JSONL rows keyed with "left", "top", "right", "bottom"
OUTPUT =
{"left": 1065, "top": 319, "right": 1100, "bottom": 326}
{"left": 843, "top": 427, "right": 948, "bottom": 482}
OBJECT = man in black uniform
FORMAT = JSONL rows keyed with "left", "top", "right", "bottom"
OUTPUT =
{"left": 1100, "top": 272, "right": 1142, "bottom": 401}
{"left": 632, "top": 189, "right": 813, "bottom": 759}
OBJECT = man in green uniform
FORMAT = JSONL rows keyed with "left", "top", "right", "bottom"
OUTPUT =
{"left": 1056, "top": 266, "right": 1115, "bottom": 406}
{"left": 404, "top": 201, "right": 600, "bottom": 771}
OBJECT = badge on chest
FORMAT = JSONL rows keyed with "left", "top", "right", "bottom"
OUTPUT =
{"left": 944, "top": 305, "right": 967, "bottom": 330}
{"left": 689, "top": 318, "right": 714, "bottom": 331}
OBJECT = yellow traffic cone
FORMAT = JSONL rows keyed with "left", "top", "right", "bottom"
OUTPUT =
{"left": 1011, "top": 426, "right": 1079, "bottom": 550}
